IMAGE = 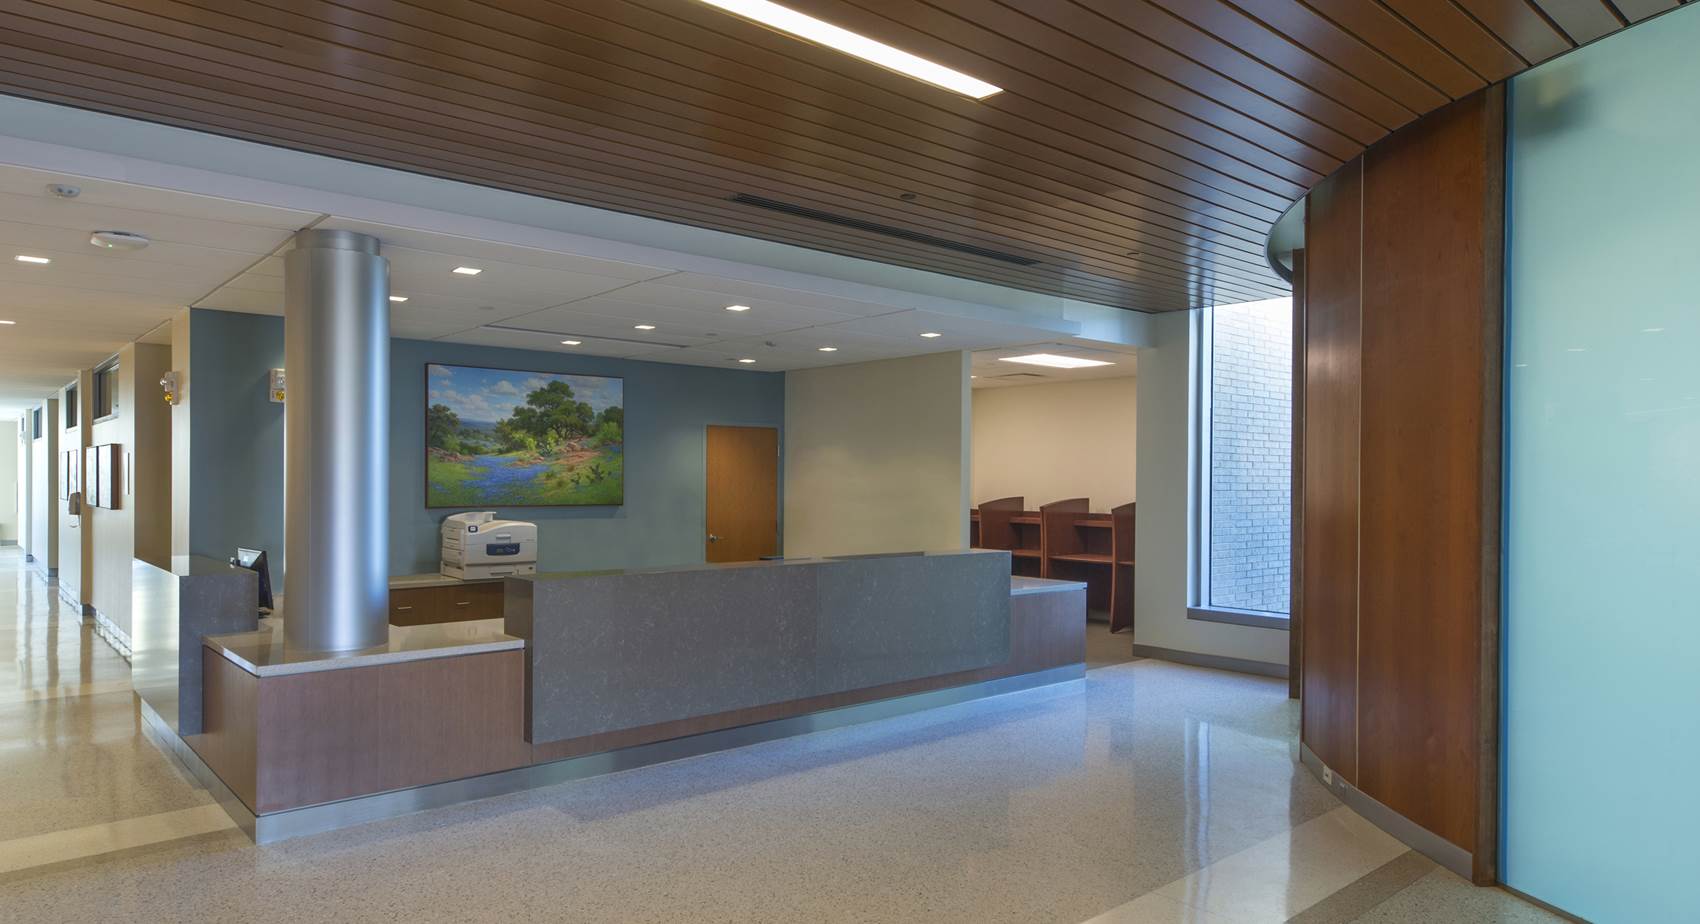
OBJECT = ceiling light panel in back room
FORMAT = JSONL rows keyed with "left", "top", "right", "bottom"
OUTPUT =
{"left": 0, "top": 0, "right": 1660, "bottom": 309}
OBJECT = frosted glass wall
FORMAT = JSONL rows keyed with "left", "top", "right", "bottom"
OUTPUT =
{"left": 1503, "top": 6, "right": 1700, "bottom": 921}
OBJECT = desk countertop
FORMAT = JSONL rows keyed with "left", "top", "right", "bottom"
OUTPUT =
{"left": 1010, "top": 575, "right": 1089, "bottom": 596}
{"left": 204, "top": 617, "right": 522, "bottom": 677}
{"left": 387, "top": 572, "right": 502, "bottom": 590}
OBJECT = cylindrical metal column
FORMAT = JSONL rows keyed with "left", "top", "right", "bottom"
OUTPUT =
{"left": 283, "top": 229, "right": 390, "bottom": 652}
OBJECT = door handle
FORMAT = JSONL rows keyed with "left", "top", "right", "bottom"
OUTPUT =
{"left": 707, "top": 533, "right": 722, "bottom": 542}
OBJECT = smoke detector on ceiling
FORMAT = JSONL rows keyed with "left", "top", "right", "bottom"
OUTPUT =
{"left": 89, "top": 231, "right": 151, "bottom": 251}
{"left": 47, "top": 183, "right": 80, "bottom": 199}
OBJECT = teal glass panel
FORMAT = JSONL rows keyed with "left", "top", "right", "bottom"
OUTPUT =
{"left": 1504, "top": 7, "right": 1700, "bottom": 922}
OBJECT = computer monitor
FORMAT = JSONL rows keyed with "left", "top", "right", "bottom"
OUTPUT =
{"left": 232, "top": 547, "right": 274, "bottom": 614}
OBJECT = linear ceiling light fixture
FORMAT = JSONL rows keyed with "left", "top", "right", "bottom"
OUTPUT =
{"left": 998, "top": 353, "right": 1115, "bottom": 369}
{"left": 452, "top": 266, "right": 482, "bottom": 275}
{"left": 389, "top": 295, "right": 408, "bottom": 303}
{"left": 725, "top": 304, "right": 752, "bottom": 312}
{"left": 697, "top": 0, "right": 1001, "bottom": 99}
{"left": 14, "top": 255, "right": 50, "bottom": 264}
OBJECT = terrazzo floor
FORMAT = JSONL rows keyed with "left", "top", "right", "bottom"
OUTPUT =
{"left": 0, "top": 548, "right": 1559, "bottom": 922}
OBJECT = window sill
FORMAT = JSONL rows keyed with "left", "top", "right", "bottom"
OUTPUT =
{"left": 1187, "top": 606, "right": 1290, "bottom": 631}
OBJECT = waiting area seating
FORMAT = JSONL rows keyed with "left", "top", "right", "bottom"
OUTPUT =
{"left": 971, "top": 496, "right": 1134, "bottom": 633}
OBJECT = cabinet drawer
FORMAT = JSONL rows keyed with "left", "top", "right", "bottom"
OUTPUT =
{"left": 389, "top": 588, "right": 440, "bottom": 626}
{"left": 441, "top": 581, "right": 504, "bottom": 622}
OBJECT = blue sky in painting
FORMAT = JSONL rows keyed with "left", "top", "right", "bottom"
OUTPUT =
{"left": 427, "top": 364, "right": 622, "bottom": 425}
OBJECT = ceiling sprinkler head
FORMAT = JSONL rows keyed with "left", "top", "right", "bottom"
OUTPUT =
{"left": 47, "top": 183, "right": 81, "bottom": 199}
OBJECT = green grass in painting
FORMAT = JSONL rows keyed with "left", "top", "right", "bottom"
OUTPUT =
{"left": 427, "top": 447, "right": 624, "bottom": 507}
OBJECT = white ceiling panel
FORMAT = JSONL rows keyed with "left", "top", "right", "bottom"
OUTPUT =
{"left": 484, "top": 313, "right": 721, "bottom": 348}
{"left": 438, "top": 325, "right": 686, "bottom": 360}
{"left": 192, "top": 285, "right": 282, "bottom": 315}
{"left": 377, "top": 246, "right": 640, "bottom": 307}
{"left": 0, "top": 281, "right": 185, "bottom": 315}
{"left": 0, "top": 223, "right": 270, "bottom": 269}
{"left": 620, "top": 273, "right": 901, "bottom": 318}
{"left": 0, "top": 166, "right": 318, "bottom": 228}
{"left": 659, "top": 341, "right": 891, "bottom": 372}
{"left": 1, "top": 246, "right": 250, "bottom": 298}
{"left": 709, "top": 325, "right": 925, "bottom": 356}
{"left": 392, "top": 316, "right": 480, "bottom": 341}
{"left": 0, "top": 191, "right": 306, "bottom": 254}
{"left": 316, "top": 218, "right": 673, "bottom": 282}
{"left": 820, "top": 310, "right": 1058, "bottom": 348}
{"left": 508, "top": 297, "right": 858, "bottom": 339}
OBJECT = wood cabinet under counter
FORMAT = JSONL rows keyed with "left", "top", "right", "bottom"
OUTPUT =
{"left": 388, "top": 576, "right": 504, "bottom": 626}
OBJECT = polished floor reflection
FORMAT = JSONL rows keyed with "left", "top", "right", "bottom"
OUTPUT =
{"left": 0, "top": 549, "right": 1557, "bottom": 922}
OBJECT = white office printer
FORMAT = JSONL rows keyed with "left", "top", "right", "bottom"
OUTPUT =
{"left": 440, "top": 511, "right": 538, "bottom": 581}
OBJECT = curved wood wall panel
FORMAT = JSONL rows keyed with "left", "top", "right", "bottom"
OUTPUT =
{"left": 1357, "top": 89, "right": 1504, "bottom": 875}
{"left": 0, "top": 0, "right": 1672, "bottom": 310}
{"left": 1297, "top": 87, "right": 1503, "bottom": 883}
{"left": 1298, "top": 160, "right": 1361, "bottom": 786}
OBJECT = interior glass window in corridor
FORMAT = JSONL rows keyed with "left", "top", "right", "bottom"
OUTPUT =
{"left": 1197, "top": 297, "right": 1293, "bottom": 617}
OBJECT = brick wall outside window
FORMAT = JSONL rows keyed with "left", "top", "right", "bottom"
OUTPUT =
{"left": 1207, "top": 299, "right": 1292, "bottom": 614}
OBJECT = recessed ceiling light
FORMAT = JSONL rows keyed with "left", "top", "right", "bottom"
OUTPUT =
{"left": 725, "top": 304, "right": 752, "bottom": 312}
{"left": 998, "top": 353, "right": 1115, "bottom": 369}
{"left": 697, "top": 0, "right": 1002, "bottom": 99}
{"left": 560, "top": 339, "right": 582, "bottom": 346}
{"left": 818, "top": 346, "right": 838, "bottom": 352}
{"left": 389, "top": 295, "right": 408, "bottom": 303}
{"left": 452, "top": 266, "right": 482, "bottom": 275}
{"left": 737, "top": 358, "right": 757, "bottom": 364}
{"left": 14, "top": 255, "right": 50, "bottom": 264}
{"left": 920, "top": 331, "right": 942, "bottom": 339}
{"left": 0, "top": 320, "right": 15, "bottom": 325}
{"left": 634, "top": 323, "right": 656, "bottom": 331}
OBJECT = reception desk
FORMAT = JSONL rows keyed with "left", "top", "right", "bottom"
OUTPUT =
{"left": 511, "top": 550, "right": 1080, "bottom": 760}
{"left": 167, "top": 549, "right": 1084, "bottom": 842}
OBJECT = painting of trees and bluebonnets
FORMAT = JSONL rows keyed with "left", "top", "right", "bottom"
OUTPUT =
{"left": 425, "top": 363, "right": 624, "bottom": 507}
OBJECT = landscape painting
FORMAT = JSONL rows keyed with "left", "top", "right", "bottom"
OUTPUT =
{"left": 426, "top": 363, "right": 624, "bottom": 507}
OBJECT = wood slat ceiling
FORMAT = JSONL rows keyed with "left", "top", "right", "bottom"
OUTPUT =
{"left": 0, "top": 0, "right": 1681, "bottom": 312}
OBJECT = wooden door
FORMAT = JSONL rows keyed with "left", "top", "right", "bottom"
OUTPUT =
{"left": 705, "top": 425, "right": 779, "bottom": 563}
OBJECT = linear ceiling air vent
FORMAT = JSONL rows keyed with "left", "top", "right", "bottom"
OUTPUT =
{"left": 730, "top": 193, "right": 1041, "bottom": 266}
{"left": 991, "top": 372, "right": 1047, "bottom": 379}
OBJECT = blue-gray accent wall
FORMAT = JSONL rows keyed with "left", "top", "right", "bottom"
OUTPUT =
{"left": 188, "top": 309, "right": 784, "bottom": 577}
{"left": 389, "top": 337, "right": 782, "bottom": 575}
{"left": 188, "top": 309, "right": 285, "bottom": 566}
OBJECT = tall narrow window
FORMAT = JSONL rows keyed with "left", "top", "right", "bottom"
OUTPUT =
{"left": 1193, "top": 297, "right": 1293, "bottom": 622}
{"left": 94, "top": 363, "right": 119, "bottom": 420}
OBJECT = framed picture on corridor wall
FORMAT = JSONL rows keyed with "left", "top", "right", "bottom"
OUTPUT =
{"left": 424, "top": 363, "right": 625, "bottom": 508}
